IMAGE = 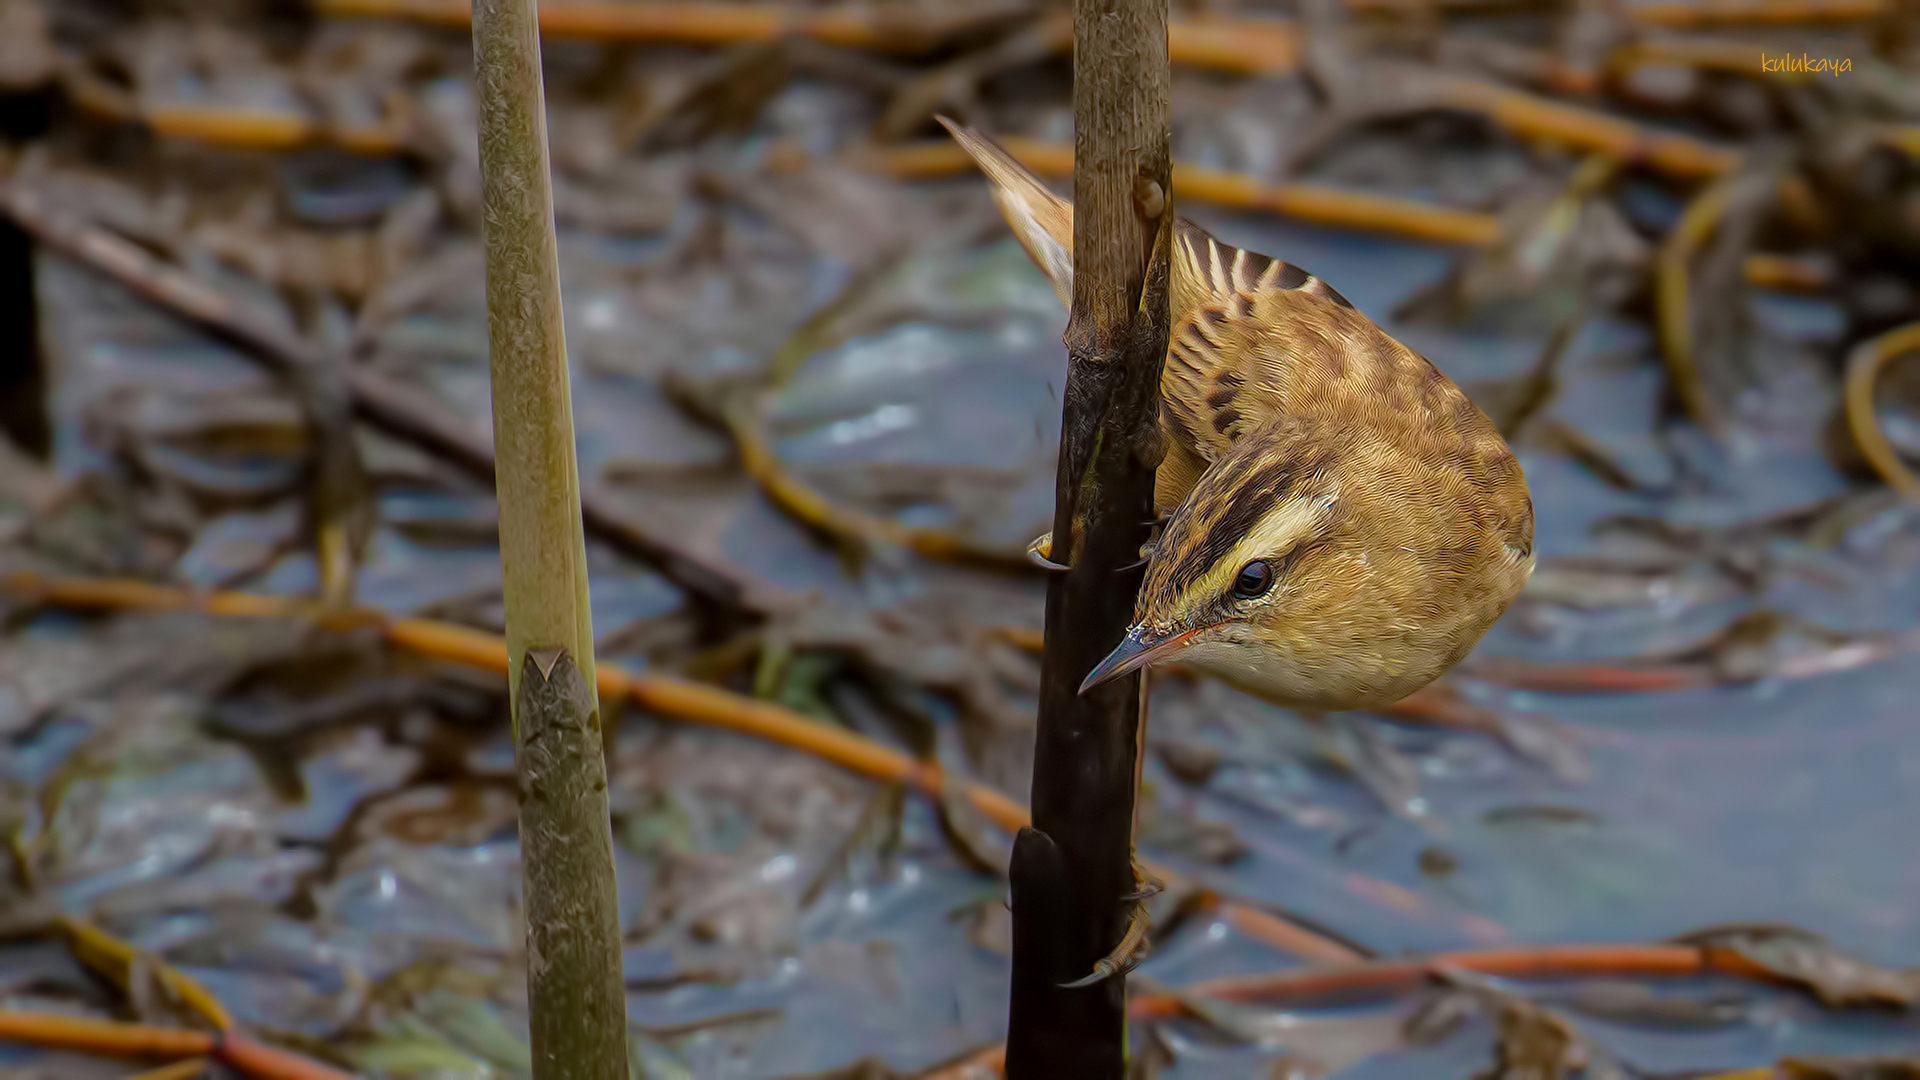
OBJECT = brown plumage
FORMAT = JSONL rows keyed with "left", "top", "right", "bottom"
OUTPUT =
{"left": 944, "top": 119, "right": 1535, "bottom": 712}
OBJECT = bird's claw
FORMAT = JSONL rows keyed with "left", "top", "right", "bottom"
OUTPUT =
{"left": 1026, "top": 533, "right": 1072, "bottom": 572}
{"left": 1029, "top": 531, "right": 1160, "bottom": 574}
{"left": 1059, "top": 893, "right": 1154, "bottom": 988}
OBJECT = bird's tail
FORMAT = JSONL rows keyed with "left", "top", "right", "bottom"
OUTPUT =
{"left": 936, "top": 117, "right": 1075, "bottom": 309}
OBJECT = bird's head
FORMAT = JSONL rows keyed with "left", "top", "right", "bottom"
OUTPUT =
{"left": 1078, "top": 418, "right": 1522, "bottom": 711}
{"left": 1080, "top": 420, "right": 1351, "bottom": 695}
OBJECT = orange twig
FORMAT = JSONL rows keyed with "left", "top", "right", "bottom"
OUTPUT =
{"left": 316, "top": 0, "right": 1007, "bottom": 51}
{"left": 217, "top": 1033, "right": 360, "bottom": 1080}
{"left": 1131, "top": 942, "right": 1776, "bottom": 1016}
{"left": 855, "top": 138, "right": 1502, "bottom": 245}
{"left": 0, "top": 573, "right": 1392, "bottom": 962}
{"left": 0, "top": 1011, "right": 355, "bottom": 1079}
{"left": 1166, "top": 13, "right": 1297, "bottom": 76}
{"left": 1216, "top": 901, "right": 1367, "bottom": 965}
{"left": 140, "top": 107, "right": 407, "bottom": 156}
{"left": 1624, "top": 0, "right": 1890, "bottom": 25}
{"left": 1740, "top": 253, "right": 1830, "bottom": 292}
{"left": 60, "top": 65, "right": 408, "bottom": 157}
{"left": 1842, "top": 321, "right": 1920, "bottom": 502}
{"left": 859, "top": 139, "right": 1816, "bottom": 291}
{"left": 1608, "top": 38, "right": 1831, "bottom": 81}
{"left": 723, "top": 402, "right": 1030, "bottom": 569}
{"left": 1433, "top": 76, "right": 1742, "bottom": 180}
{"left": 0, "top": 1012, "right": 213, "bottom": 1060}
{"left": 127, "top": 1059, "right": 213, "bottom": 1080}
{"left": 317, "top": 0, "right": 1299, "bottom": 72}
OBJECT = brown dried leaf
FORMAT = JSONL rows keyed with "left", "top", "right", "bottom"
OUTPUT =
{"left": 1480, "top": 998, "right": 1584, "bottom": 1080}
{"left": 1676, "top": 924, "right": 1920, "bottom": 1009}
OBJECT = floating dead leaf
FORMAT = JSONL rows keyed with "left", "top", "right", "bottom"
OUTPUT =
{"left": 1536, "top": 980, "right": 1750, "bottom": 1029}
{"left": 1675, "top": 924, "right": 1920, "bottom": 1009}
{"left": 1471, "top": 985, "right": 1615, "bottom": 1080}
{"left": 1139, "top": 974, "right": 1413, "bottom": 1073}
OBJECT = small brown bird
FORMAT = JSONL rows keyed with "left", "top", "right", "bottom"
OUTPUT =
{"left": 942, "top": 120, "right": 1536, "bottom": 713}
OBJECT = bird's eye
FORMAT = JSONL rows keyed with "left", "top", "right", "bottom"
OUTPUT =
{"left": 1231, "top": 560, "right": 1274, "bottom": 599}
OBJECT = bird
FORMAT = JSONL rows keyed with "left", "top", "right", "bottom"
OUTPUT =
{"left": 940, "top": 118, "right": 1536, "bottom": 716}
{"left": 943, "top": 120, "right": 1535, "bottom": 985}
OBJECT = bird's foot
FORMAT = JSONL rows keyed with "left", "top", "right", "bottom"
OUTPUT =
{"left": 1060, "top": 897, "right": 1153, "bottom": 988}
{"left": 1059, "top": 858, "right": 1163, "bottom": 988}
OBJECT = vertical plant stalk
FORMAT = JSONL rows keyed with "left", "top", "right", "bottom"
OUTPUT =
{"left": 471, "top": 0, "right": 627, "bottom": 1076}
{"left": 1005, "top": 0, "right": 1172, "bottom": 1077}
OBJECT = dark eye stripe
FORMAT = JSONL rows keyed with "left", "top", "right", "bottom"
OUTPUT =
{"left": 1160, "top": 456, "right": 1298, "bottom": 595}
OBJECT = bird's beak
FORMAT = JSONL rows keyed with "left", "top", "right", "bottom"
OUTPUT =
{"left": 1079, "top": 624, "right": 1202, "bottom": 694}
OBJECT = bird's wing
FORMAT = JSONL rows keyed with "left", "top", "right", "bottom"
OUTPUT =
{"left": 937, "top": 118, "right": 1075, "bottom": 309}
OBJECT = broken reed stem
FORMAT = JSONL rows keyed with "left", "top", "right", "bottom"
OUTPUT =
{"left": 1006, "top": 0, "right": 1170, "bottom": 1076}
{"left": 470, "top": 0, "right": 626, "bottom": 1076}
